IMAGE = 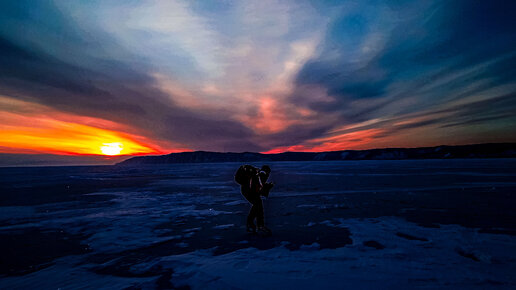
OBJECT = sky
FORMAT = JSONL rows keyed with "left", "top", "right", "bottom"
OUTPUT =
{"left": 1, "top": 0, "right": 516, "bottom": 165}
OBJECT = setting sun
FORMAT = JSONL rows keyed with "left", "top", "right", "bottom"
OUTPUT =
{"left": 100, "top": 142, "right": 123, "bottom": 155}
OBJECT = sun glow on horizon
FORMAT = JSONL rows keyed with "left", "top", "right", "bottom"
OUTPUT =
{"left": 0, "top": 116, "right": 160, "bottom": 155}
{"left": 100, "top": 142, "right": 124, "bottom": 155}
{"left": 0, "top": 98, "right": 165, "bottom": 156}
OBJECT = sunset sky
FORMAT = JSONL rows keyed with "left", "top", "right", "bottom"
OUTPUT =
{"left": 1, "top": 0, "right": 516, "bottom": 165}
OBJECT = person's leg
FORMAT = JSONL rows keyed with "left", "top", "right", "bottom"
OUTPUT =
{"left": 254, "top": 198, "right": 271, "bottom": 234}
{"left": 242, "top": 186, "right": 257, "bottom": 231}
{"left": 253, "top": 198, "right": 264, "bottom": 227}
{"left": 247, "top": 204, "right": 257, "bottom": 227}
{"left": 245, "top": 195, "right": 270, "bottom": 233}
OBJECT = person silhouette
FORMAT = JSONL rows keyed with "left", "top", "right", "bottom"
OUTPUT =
{"left": 238, "top": 165, "right": 273, "bottom": 234}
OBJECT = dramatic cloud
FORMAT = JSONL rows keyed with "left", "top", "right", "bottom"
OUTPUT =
{"left": 289, "top": 0, "right": 516, "bottom": 150}
{"left": 1, "top": 0, "right": 515, "bottom": 163}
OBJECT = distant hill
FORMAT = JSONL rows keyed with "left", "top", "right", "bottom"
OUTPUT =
{"left": 116, "top": 143, "right": 516, "bottom": 166}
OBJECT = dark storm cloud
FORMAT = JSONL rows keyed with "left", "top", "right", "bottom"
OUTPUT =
{"left": 0, "top": 37, "right": 145, "bottom": 117}
{"left": 164, "top": 114, "right": 264, "bottom": 152}
{"left": 0, "top": 0, "right": 258, "bottom": 152}
{"left": 436, "top": 92, "right": 516, "bottom": 129}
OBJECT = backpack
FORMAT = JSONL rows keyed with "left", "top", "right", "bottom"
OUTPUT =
{"left": 235, "top": 165, "right": 256, "bottom": 185}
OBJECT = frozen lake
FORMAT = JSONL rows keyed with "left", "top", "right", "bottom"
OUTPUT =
{"left": 1, "top": 159, "right": 516, "bottom": 289}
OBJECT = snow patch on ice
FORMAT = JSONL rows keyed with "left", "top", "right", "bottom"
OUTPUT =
{"left": 224, "top": 200, "right": 246, "bottom": 206}
{"left": 183, "top": 227, "right": 202, "bottom": 233}
{"left": 299, "top": 242, "right": 320, "bottom": 251}
{"left": 297, "top": 204, "right": 317, "bottom": 208}
{"left": 212, "top": 224, "right": 235, "bottom": 230}
{"left": 155, "top": 217, "right": 516, "bottom": 289}
{"left": 179, "top": 208, "right": 233, "bottom": 218}
{"left": 176, "top": 242, "right": 189, "bottom": 248}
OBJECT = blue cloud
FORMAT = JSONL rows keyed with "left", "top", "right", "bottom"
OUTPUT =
{"left": 294, "top": 0, "right": 516, "bottom": 132}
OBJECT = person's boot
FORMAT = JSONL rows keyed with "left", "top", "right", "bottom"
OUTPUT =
{"left": 257, "top": 225, "right": 272, "bottom": 235}
{"left": 246, "top": 222, "right": 257, "bottom": 233}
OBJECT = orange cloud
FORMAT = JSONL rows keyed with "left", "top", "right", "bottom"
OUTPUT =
{"left": 241, "top": 96, "right": 321, "bottom": 135}
{"left": 0, "top": 97, "right": 187, "bottom": 155}
{"left": 239, "top": 97, "right": 291, "bottom": 134}
{"left": 262, "top": 128, "right": 388, "bottom": 153}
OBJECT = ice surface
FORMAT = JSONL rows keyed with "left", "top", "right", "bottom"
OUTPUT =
{"left": 160, "top": 218, "right": 516, "bottom": 289}
{"left": 1, "top": 160, "right": 516, "bottom": 288}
